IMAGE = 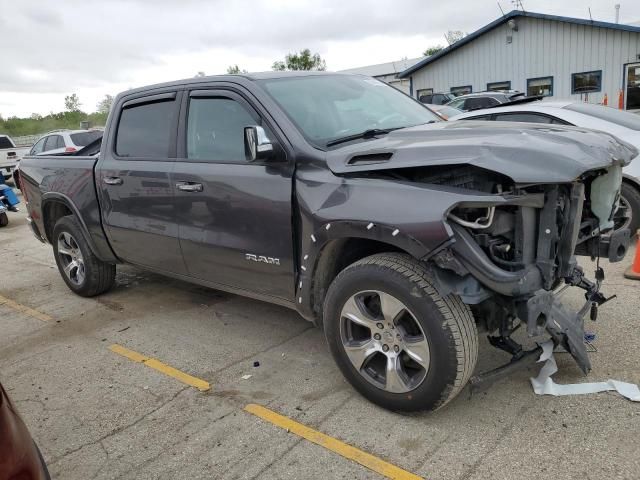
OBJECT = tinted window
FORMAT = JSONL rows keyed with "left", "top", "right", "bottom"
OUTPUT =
{"left": 56, "top": 136, "right": 65, "bottom": 149}
{"left": 572, "top": 71, "right": 601, "bottom": 94}
{"left": 187, "top": 97, "right": 257, "bottom": 162}
{"left": 464, "top": 97, "right": 499, "bottom": 110}
{"left": 494, "top": 113, "right": 553, "bottom": 124}
{"left": 44, "top": 136, "right": 60, "bottom": 151}
{"left": 527, "top": 77, "right": 553, "bottom": 97}
{"left": 419, "top": 94, "right": 433, "bottom": 104}
{"left": 564, "top": 103, "right": 640, "bottom": 131}
{"left": 70, "top": 131, "right": 103, "bottom": 146}
{"left": 0, "top": 137, "right": 13, "bottom": 149}
{"left": 30, "top": 138, "right": 46, "bottom": 155}
{"left": 116, "top": 99, "right": 175, "bottom": 157}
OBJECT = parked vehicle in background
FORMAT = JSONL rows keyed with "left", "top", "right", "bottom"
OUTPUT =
{"left": 28, "top": 130, "right": 103, "bottom": 156}
{"left": 418, "top": 92, "right": 455, "bottom": 105}
{"left": 13, "top": 132, "right": 104, "bottom": 191}
{"left": 446, "top": 90, "right": 529, "bottom": 111}
{"left": 0, "top": 135, "right": 30, "bottom": 181}
{"left": 19, "top": 72, "right": 635, "bottom": 412}
{"left": 453, "top": 101, "right": 640, "bottom": 234}
{"left": 0, "top": 381, "right": 51, "bottom": 479}
{"left": 427, "top": 104, "right": 463, "bottom": 120}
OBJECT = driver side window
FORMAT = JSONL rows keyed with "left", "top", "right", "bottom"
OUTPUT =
{"left": 187, "top": 97, "right": 260, "bottom": 163}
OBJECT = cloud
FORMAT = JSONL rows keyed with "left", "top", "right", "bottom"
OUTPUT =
{"left": 2, "top": 0, "right": 639, "bottom": 116}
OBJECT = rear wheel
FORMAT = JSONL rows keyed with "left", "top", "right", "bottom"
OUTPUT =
{"left": 323, "top": 253, "right": 478, "bottom": 412}
{"left": 52, "top": 216, "right": 116, "bottom": 296}
{"left": 621, "top": 182, "right": 640, "bottom": 236}
{"left": 0, "top": 212, "right": 7, "bottom": 227}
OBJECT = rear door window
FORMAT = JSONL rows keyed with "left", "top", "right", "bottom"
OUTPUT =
{"left": 116, "top": 97, "right": 176, "bottom": 158}
{"left": 44, "top": 136, "right": 60, "bottom": 151}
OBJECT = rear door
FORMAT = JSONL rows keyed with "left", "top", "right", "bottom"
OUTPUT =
{"left": 172, "top": 87, "right": 295, "bottom": 300}
{"left": 97, "top": 90, "right": 187, "bottom": 274}
{"left": 41, "top": 135, "right": 66, "bottom": 155}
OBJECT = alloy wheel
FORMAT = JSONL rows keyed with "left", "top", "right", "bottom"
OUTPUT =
{"left": 57, "top": 232, "right": 86, "bottom": 286}
{"left": 339, "top": 290, "right": 430, "bottom": 393}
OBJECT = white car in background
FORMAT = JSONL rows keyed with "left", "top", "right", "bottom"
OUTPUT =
{"left": 0, "top": 135, "right": 30, "bottom": 181}
{"left": 452, "top": 101, "right": 640, "bottom": 233}
{"left": 28, "top": 129, "right": 103, "bottom": 156}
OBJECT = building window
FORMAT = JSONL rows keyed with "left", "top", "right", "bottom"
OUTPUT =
{"left": 571, "top": 70, "right": 602, "bottom": 94}
{"left": 527, "top": 76, "right": 553, "bottom": 97}
{"left": 450, "top": 85, "right": 472, "bottom": 96}
{"left": 416, "top": 88, "right": 433, "bottom": 103}
{"left": 487, "top": 81, "right": 511, "bottom": 91}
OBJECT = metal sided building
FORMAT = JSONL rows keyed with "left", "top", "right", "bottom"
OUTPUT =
{"left": 399, "top": 10, "right": 640, "bottom": 111}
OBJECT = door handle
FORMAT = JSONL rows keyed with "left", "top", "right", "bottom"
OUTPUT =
{"left": 103, "top": 176, "right": 123, "bottom": 185}
{"left": 176, "top": 182, "right": 203, "bottom": 192}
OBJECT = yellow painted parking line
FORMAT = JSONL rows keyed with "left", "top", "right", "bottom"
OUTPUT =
{"left": 109, "top": 344, "right": 210, "bottom": 392}
{"left": 244, "top": 404, "right": 423, "bottom": 480}
{"left": 0, "top": 294, "right": 52, "bottom": 322}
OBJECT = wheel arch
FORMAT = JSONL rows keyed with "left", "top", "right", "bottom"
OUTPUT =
{"left": 41, "top": 193, "right": 115, "bottom": 263}
{"left": 296, "top": 219, "right": 434, "bottom": 324}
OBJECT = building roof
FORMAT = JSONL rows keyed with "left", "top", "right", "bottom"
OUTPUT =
{"left": 338, "top": 57, "right": 424, "bottom": 77}
{"left": 399, "top": 10, "right": 640, "bottom": 78}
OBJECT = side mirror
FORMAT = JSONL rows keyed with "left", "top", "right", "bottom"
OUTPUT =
{"left": 244, "top": 126, "right": 274, "bottom": 162}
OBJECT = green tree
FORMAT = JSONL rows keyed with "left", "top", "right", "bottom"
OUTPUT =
{"left": 423, "top": 45, "right": 444, "bottom": 56}
{"left": 96, "top": 94, "right": 114, "bottom": 114}
{"left": 272, "top": 49, "right": 326, "bottom": 71}
{"left": 226, "top": 65, "right": 248, "bottom": 74}
{"left": 64, "top": 93, "right": 82, "bottom": 112}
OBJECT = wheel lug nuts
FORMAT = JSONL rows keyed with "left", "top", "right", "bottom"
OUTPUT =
{"left": 382, "top": 344, "right": 389, "bottom": 352}
{"left": 396, "top": 334, "right": 401, "bottom": 339}
{"left": 374, "top": 333, "right": 381, "bottom": 340}
{"left": 377, "top": 323, "right": 384, "bottom": 329}
{"left": 394, "top": 345, "right": 400, "bottom": 353}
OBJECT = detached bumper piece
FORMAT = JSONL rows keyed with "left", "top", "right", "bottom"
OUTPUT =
{"left": 575, "top": 227, "right": 631, "bottom": 263}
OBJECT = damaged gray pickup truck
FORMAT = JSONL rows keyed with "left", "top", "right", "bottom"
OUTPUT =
{"left": 19, "top": 72, "right": 636, "bottom": 411}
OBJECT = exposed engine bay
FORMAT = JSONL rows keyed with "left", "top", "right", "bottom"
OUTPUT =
{"left": 411, "top": 164, "right": 630, "bottom": 382}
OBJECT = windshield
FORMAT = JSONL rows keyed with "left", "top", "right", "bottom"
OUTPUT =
{"left": 564, "top": 103, "right": 640, "bottom": 131}
{"left": 70, "top": 130, "right": 103, "bottom": 146}
{"left": 259, "top": 75, "right": 440, "bottom": 148}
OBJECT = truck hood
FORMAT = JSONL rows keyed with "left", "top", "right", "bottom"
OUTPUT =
{"left": 325, "top": 121, "right": 638, "bottom": 183}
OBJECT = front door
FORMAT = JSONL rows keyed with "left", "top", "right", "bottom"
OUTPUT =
{"left": 98, "top": 91, "right": 187, "bottom": 274}
{"left": 172, "top": 88, "right": 295, "bottom": 300}
{"left": 625, "top": 63, "right": 640, "bottom": 111}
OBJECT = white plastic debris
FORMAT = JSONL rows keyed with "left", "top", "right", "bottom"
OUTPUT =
{"left": 530, "top": 340, "right": 640, "bottom": 402}
{"left": 241, "top": 374, "right": 252, "bottom": 380}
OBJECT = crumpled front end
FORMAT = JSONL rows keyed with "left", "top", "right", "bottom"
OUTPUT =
{"left": 429, "top": 163, "right": 630, "bottom": 376}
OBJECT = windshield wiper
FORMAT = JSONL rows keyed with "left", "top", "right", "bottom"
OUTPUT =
{"left": 326, "top": 128, "right": 400, "bottom": 148}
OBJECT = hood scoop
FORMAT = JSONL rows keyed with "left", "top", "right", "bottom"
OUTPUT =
{"left": 347, "top": 152, "right": 393, "bottom": 166}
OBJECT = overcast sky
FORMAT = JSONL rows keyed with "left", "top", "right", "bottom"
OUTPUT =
{"left": 2, "top": 0, "right": 640, "bottom": 117}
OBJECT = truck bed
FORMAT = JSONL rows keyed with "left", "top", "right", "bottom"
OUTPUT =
{"left": 20, "top": 154, "right": 116, "bottom": 262}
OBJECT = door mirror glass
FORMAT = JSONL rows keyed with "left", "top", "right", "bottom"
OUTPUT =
{"left": 244, "top": 126, "right": 273, "bottom": 161}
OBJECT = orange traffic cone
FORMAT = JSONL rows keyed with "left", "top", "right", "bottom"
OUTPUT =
{"left": 624, "top": 231, "right": 640, "bottom": 280}
{"left": 603, "top": 93, "right": 608, "bottom": 106}
{"left": 618, "top": 89, "right": 624, "bottom": 110}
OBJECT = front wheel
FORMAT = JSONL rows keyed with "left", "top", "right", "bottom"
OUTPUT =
{"left": 621, "top": 182, "right": 640, "bottom": 236}
{"left": 323, "top": 253, "right": 478, "bottom": 412}
{"left": 52, "top": 216, "right": 116, "bottom": 297}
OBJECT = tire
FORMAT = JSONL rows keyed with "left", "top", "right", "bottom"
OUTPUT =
{"left": 0, "top": 212, "right": 7, "bottom": 227}
{"left": 323, "top": 253, "right": 478, "bottom": 412}
{"left": 52, "top": 216, "right": 116, "bottom": 297}
{"left": 621, "top": 182, "right": 640, "bottom": 236}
